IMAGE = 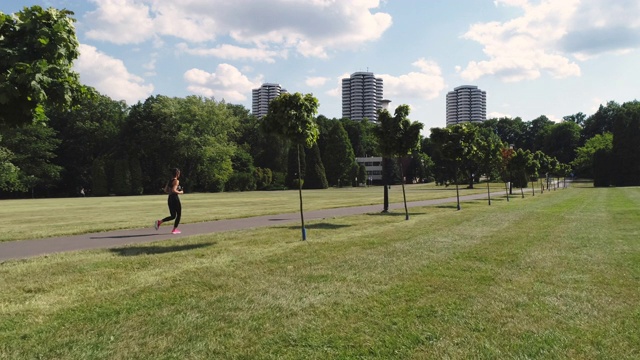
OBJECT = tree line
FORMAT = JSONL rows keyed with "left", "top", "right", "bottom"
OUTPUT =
{"left": 2, "top": 6, "right": 639, "bottom": 199}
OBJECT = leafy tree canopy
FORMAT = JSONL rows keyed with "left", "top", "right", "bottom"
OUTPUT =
{"left": 1, "top": 6, "right": 83, "bottom": 127}
{"left": 262, "top": 92, "right": 319, "bottom": 148}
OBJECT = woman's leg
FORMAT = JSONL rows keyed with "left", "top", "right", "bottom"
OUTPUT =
{"left": 173, "top": 197, "right": 182, "bottom": 228}
{"left": 162, "top": 196, "right": 177, "bottom": 223}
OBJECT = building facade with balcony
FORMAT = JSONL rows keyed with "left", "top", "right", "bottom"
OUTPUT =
{"left": 446, "top": 85, "right": 486, "bottom": 126}
{"left": 342, "top": 72, "right": 384, "bottom": 122}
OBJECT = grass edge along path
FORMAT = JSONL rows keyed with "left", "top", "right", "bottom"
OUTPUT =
{"left": 3, "top": 183, "right": 506, "bottom": 243}
{"left": 1, "top": 183, "right": 639, "bottom": 358}
{"left": 0, "top": 190, "right": 508, "bottom": 262}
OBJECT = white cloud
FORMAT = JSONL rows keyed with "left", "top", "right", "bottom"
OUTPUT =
{"left": 84, "top": 0, "right": 155, "bottom": 44}
{"left": 378, "top": 58, "right": 446, "bottom": 100}
{"left": 306, "top": 76, "right": 330, "bottom": 87}
{"left": 461, "top": 0, "right": 640, "bottom": 82}
{"left": 460, "top": 0, "right": 582, "bottom": 82}
{"left": 74, "top": 44, "right": 154, "bottom": 104}
{"left": 176, "top": 43, "right": 286, "bottom": 63}
{"left": 83, "top": 0, "right": 392, "bottom": 58}
{"left": 184, "top": 64, "right": 262, "bottom": 102}
{"left": 561, "top": 0, "right": 640, "bottom": 59}
{"left": 326, "top": 72, "right": 351, "bottom": 97}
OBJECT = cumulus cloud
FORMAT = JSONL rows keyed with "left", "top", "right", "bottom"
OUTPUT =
{"left": 184, "top": 64, "right": 262, "bottom": 102}
{"left": 74, "top": 44, "right": 154, "bottom": 104}
{"left": 560, "top": 0, "right": 640, "bottom": 59}
{"left": 326, "top": 72, "right": 350, "bottom": 97}
{"left": 378, "top": 59, "right": 446, "bottom": 100}
{"left": 306, "top": 76, "right": 330, "bottom": 87}
{"left": 176, "top": 43, "right": 286, "bottom": 63}
{"left": 83, "top": 0, "right": 392, "bottom": 58}
{"left": 460, "top": 0, "right": 640, "bottom": 82}
{"left": 84, "top": 0, "right": 156, "bottom": 44}
{"left": 459, "top": 0, "right": 582, "bottom": 82}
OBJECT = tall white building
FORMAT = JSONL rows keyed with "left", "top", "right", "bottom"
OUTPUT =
{"left": 252, "top": 83, "right": 287, "bottom": 118}
{"left": 446, "top": 85, "right": 487, "bottom": 126}
{"left": 342, "top": 72, "right": 384, "bottom": 122}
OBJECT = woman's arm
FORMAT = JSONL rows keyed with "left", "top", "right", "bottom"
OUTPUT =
{"left": 171, "top": 179, "right": 184, "bottom": 194}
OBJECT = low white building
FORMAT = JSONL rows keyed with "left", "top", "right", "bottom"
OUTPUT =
{"left": 356, "top": 156, "right": 383, "bottom": 182}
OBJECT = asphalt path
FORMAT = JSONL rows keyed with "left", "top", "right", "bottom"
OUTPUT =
{"left": 0, "top": 190, "right": 515, "bottom": 262}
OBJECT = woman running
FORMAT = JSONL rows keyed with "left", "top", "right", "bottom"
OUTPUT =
{"left": 154, "top": 168, "right": 183, "bottom": 234}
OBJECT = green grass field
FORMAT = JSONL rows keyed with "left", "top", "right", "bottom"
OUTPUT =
{"left": 2, "top": 182, "right": 497, "bottom": 242}
{"left": 1, "top": 182, "right": 639, "bottom": 359}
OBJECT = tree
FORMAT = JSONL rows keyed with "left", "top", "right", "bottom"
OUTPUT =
{"left": 262, "top": 93, "right": 320, "bottom": 240}
{"left": 593, "top": 148, "right": 613, "bottom": 187}
{"left": 522, "top": 115, "right": 553, "bottom": 151}
{"left": 285, "top": 145, "right": 306, "bottom": 189}
{"left": 563, "top": 112, "right": 587, "bottom": 128}
{"left": 430, "top": 124, "right": 481, "bottom": 209}
{"left": 1, "top": 6, "right": 83, "bottom": 127}
{"left": 226, "top": 145, "right": 257, "bottom": 192}
{"left": 482, "top": 117, "right": 526, "bottom": 149}
{"left": 542, "top": 121, "right": 581, "bottom": 165}
{"left": 525, "top": 151, "right": 540, "bottom": 196}
{"left": 405, "top": 151, "right": 434, "bottom": 184}
{"left": 0, "top": 141, "right": 22, "bottom": 192}
{"left": 476, "top": 128, "right": 503, "bottom": 205}
{"left": 321, "top": 121, "right": 355, "bottom": 187}
{"left": 499, "top": 146, "right": 515, "bottom": 200}
{"left": 509, "top": 149, "right": 535, "bottom": 198}
{"left": 340, "top": 117, "right": 379, "bottom": 157}
{"left": 304, "top": 143, "right": 328, "bottom": 189}
{"left": 533, "top": 151, "right": 553, "bottom": 193}
{"left": 121, "top": 95, "right": 237, "bottom": 193}
{"left": 571, "top": 133, "right": 613, "bottom": 178}
{"left": 582, "top": 101, "right": 620, "bottom": 142}
{"left": 47, "top": 88, "right": 126, "bottom": 196}
{"left": 612, "top": 100, "right": 640, "bottom": 186}
{"left": 375, "top": 105, "right": 423, "bottom": 219}
{"left": 1, "top": 123, "right": 62, "bottom": 197}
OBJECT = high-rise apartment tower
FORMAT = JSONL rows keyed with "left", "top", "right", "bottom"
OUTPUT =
{"left": 252, "top": 83, "right": 287, "bottom": 118}
{"left": 446, "top": 85, "right": 487, "bottom": 126}
{"left": 342, "top": 72, "right": 384, "bottom": 122}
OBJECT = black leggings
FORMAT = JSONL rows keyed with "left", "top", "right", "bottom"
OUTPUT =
{"left": 162, "top": 194, "right": 181, "bottom": 228}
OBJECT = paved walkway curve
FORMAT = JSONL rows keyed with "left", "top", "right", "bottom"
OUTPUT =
{"left": 0, "top": 191, "right": 517, "bottom": 262}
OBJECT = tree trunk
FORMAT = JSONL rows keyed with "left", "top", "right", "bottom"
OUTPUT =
{"left": 297, "top": 145, "right": 306, "bottom": 240}
{"left": 505, "top": 182, "right": 510, "bottom": 202}
{"left": 455, "top": 167, "right": 461, "bottom": 210}
{"left": 382, "top": 157, "right": 389, "bottom": 213}
{"left": 399, "top": 160, "right": 409, "bottom": 220}
{"left": 486, "top": 179, "right": 491, "bottom": 205}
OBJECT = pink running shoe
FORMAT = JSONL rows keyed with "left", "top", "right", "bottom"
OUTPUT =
{"left": 171, "top": 228, "right": 181, "bottom": 234}
{"left": 154, "top": 220, "right": 161, "bottom": 230}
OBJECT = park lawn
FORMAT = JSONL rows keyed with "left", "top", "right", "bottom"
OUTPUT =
{"left": 1, "top": 183, "right": 639, "bottom": 359}
{"left": 2, "top": 182, "right": 499, "bottom": 242}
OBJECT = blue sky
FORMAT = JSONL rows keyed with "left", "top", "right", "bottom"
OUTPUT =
{"left": 4, "top": 0, "right": 640, "bottom": 133}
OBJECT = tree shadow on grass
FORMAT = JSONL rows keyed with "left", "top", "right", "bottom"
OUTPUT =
{"left": 110, "top": 242, "right": 216, "bottom": 256}
{"left": 289, "top": 223, "right": 351, "bottom": 230}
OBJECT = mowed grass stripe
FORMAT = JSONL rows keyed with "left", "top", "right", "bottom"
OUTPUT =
{"left": 1, "top": 185, "right": 639, "bottom": 359}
